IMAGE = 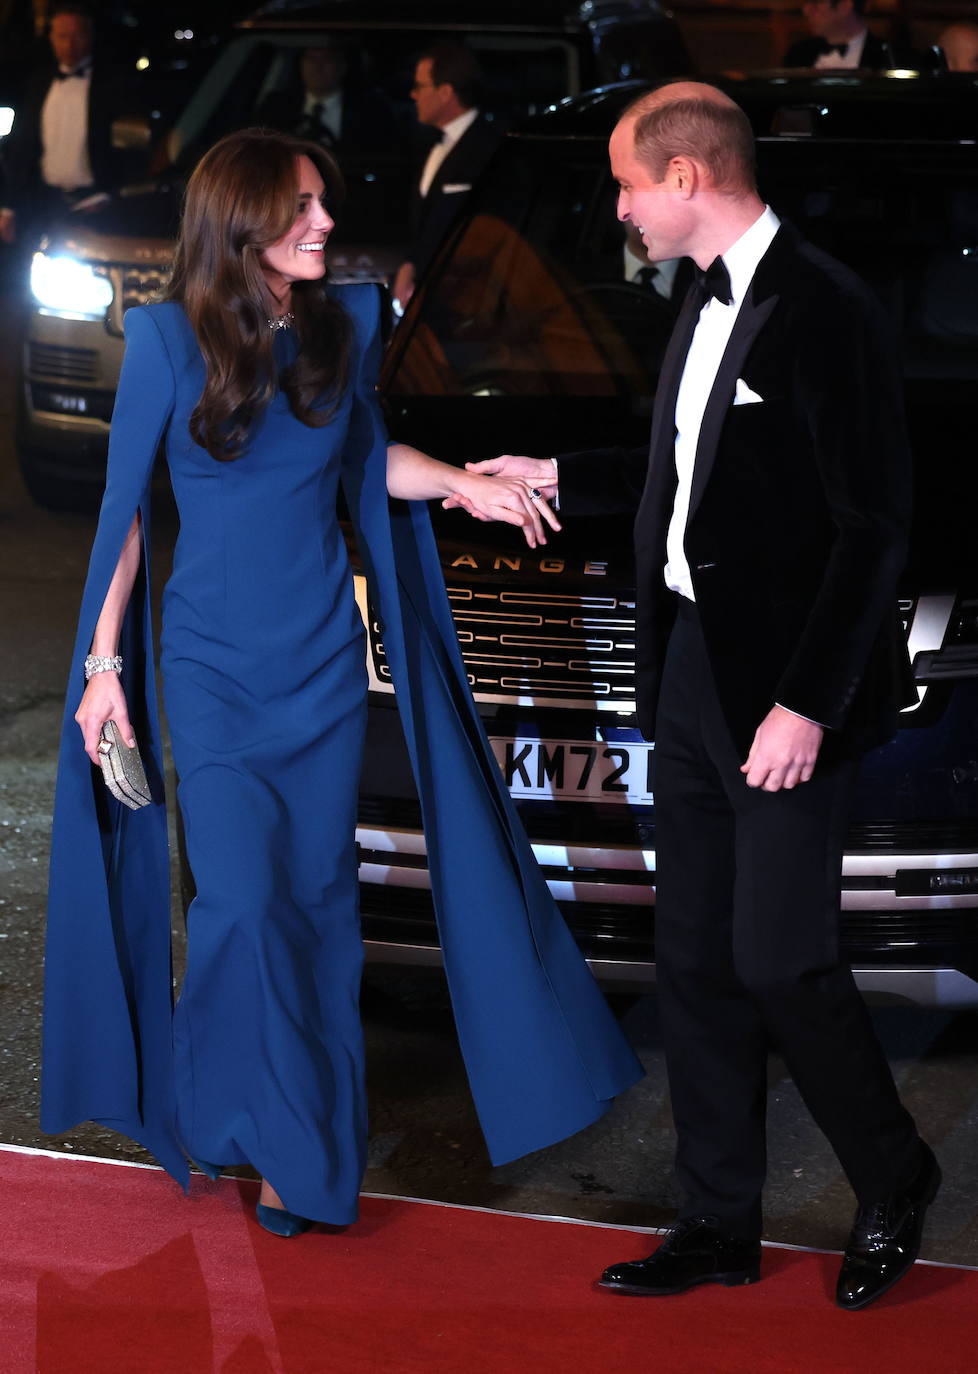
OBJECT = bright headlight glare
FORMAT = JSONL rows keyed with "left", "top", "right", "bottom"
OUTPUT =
{"left": 0, "top": 107, "right": 14, "bottom": 137}
{"left": 30, "top": 252, "right": 113, "bottom": 318}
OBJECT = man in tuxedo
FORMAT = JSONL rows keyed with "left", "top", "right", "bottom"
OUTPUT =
{"left": 0, "top": 2, "right": 137, "bottom": 245}
{"left": 391, "top": 42, "right": 502, "bottom": 313}
{"left": 254, "top": 41, "right": 397, "bottom": 162}
{"left": 466, "top": 81, "right": 938, "bottom": 1311}
{"left": 782, "top": 0, "right": 891, "bottom": 68}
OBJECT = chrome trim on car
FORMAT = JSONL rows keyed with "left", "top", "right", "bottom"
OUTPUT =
{"left": 356, "top": 825, "right": 978, "bottom": 909}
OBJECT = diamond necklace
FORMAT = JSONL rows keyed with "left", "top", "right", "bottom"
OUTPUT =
{"left": 267, "top": 311, "right": 295, "bottom": 331}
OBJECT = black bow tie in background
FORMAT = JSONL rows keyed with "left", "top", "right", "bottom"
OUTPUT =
{"left": 692, "top": 256, "right": 732, "bottom": 308}
{"left": 818, "top": 39, "right": 850, "bottom": 57}
{"left": 55, "top": 64, "right": 90, "bottom": 80}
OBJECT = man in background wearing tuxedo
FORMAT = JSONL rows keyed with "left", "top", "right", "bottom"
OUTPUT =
{"left": 0, "top": 2, "right": 136, "bottom": 246}
{"left": 392, "top": 42, "right": 501, "bottom": 313}
{"left": 465, "top": 81, "right": 938, "bottom": 1311}
{"left": 782, "top": 0, "right": 890, "bottom": 68}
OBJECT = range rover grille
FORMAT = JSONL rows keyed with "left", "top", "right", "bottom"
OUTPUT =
{"left": 105, "top": 264, "right": 170, "bottom": 334}
{"left": 365, "top": 585, "right": 638, "bottom": 711}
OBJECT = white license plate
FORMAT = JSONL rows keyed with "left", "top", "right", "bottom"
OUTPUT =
{"left": 489, "top": 736, "right": 654, "bottom": 805}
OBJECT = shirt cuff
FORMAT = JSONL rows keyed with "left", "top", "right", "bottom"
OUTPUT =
{"left": 549, "top": 456, "right": 560, "bottom": 511}
{"left": 775, "top": 702, "right": 827, "bottom": 730}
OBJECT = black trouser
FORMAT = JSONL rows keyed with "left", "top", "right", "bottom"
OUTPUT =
{"left": 652, "top": 598, "right": 920, "bottom": 1239}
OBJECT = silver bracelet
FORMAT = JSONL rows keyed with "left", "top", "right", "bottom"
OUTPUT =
{"left": 84, "top": 654, "right": 123, "bottom": 681}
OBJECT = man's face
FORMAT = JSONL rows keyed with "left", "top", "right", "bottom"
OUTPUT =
{"left": 301, "top": 47, "right": 346, "bottom": 98}
{"left": 802, "top": 0, "right": 852, "bottom": 42}
{"left": 411, "top": 58, "right": 454, "bottom": 129}
{"left": 610, "top": 118, "right": 690, "bottom": 264}
{"left": 944, "top": 28, "right": 978, "bottom": 72}
{"left": 49, "top": 13, "right": 92, "bottom": 70}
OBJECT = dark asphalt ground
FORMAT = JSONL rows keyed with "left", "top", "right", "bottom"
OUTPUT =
{"left": 1, "top": 289, "right": 977, "bottom": 1272}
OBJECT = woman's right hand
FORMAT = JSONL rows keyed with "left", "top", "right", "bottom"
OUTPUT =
{"left": 75, "top": 673, "right": 135, "bottom": 765}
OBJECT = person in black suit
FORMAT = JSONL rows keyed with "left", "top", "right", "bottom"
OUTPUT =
{"left": 254, "top": 41, "right": 398, "bottom": 163}
{"left": 0, "top": 1, "right": 137, "bottom": 245}
{"left": 391, "top": 42, "right": 502, "bottom": 313}
{"left": 782, "top": 0, "right": 891, "bottom": 68}
{"left": 464, "top": 81, "right": 939, "bottom": 1311}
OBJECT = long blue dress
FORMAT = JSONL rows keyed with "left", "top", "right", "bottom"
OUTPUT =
{"left": 43, "top": 283, "right": 643, "bottom": 1223}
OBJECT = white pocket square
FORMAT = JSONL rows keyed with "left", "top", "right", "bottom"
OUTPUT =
{"left": 441, "top": 183, "right": 472, "bottom": 194}
{"left": 733, "top": 378, "right": 764, "bottom": 406}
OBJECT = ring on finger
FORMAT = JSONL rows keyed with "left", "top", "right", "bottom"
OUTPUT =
{"left": 529, "top": 488, "right": 543, "bottom": 502}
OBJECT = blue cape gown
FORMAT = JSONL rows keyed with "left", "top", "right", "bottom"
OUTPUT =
{"left": 42, "top": 283, "right": 644, "bottom": 1187}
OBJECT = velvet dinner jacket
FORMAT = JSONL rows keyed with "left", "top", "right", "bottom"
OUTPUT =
{"left": 557, "top": 224, "right": 915, "bottom": 759}
{"left": 410, "top": 113, "right": 502, "bottom": 276}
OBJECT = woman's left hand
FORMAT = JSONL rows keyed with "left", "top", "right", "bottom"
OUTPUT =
{"left": 442, "top": 472, "right": 560, "bottom": 549}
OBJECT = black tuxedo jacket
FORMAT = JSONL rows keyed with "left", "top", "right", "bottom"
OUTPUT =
{"left": 3, "top": 60, "right": 134, "bottom": 209}
{"left": 557, "top": 225, "right": 915, "bottom": 758}
{"left": 782, "top": 31, "right": 892, "bottom": 68}
{"left": 409, "top": 113, "right": 502, "bottom": 276}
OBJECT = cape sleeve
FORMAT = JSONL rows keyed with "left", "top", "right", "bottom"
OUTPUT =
{"left": 42, "top": 306, "right": 188, "bottom": 1183}
{"left": 336, "top": 283, "right": 644, "bottom": 1167}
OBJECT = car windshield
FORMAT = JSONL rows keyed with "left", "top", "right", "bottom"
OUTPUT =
{"left": 388, "top": 130, "right": 978, "bottom": 582}
{"left": 390, "top": 135, "right": 978, "bottom": 396}
{"left": 168, "top": 30, "right": 581, "bottom": 251}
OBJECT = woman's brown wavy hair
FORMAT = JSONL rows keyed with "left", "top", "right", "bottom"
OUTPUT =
{"left": 163, "top": 127, "right": 352, "bottom": 461}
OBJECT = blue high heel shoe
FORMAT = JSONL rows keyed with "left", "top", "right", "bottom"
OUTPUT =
{"left": 256, "top": 1202, "right": 313, "bottom": 1238}
{"left": 190, "top": 1158, "right": 223, "bottom": 1181}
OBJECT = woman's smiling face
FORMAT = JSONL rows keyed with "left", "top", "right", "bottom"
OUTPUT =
{"left": 260, "top": 155, "right": 334, "bottom": 302}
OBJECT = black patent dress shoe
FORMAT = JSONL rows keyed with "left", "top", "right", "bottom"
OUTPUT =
{"left": 836, "top": 1142, "right": 942, "bottom": 1311}
{"left": 598, "top": 1216, "right": 761, "bottom": 1296}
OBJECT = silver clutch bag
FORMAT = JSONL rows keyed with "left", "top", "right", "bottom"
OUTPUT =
{"left": 97, "top": 720, "right": 151, "bottom": 810}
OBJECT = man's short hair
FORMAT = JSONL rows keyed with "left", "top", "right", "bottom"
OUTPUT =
{"left": 625, "top": 90, "right": 757, "bottom": 194}
{"left": 49, "top": 2, "right": 94, "bottom": 22}
{"left": 422, "top": 42, "right": 485, "bottom": 109}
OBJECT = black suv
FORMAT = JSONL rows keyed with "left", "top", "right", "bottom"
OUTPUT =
{"left": 355, "top": 73, "right": 978, "bottom": 1007}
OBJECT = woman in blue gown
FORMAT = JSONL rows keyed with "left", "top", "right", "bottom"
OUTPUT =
{"left": 45, "top": 129, "right": 642, "bottom": 1237}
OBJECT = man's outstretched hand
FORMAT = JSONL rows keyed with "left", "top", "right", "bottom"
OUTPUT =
{"left": 464, "top": 454, "right": 559, "bottom": 495}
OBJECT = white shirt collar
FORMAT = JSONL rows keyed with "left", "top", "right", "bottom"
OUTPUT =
{"left": 439, "top": 107, "right": 479, "bottom": 146}
{"left": 305, "top": 90, "right": 341, "bottom": 112}
{"left": 717, "top": 204, "right": 781, "bottom": 308}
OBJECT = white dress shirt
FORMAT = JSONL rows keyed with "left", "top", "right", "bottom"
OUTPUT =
{"left": 419, "top": 107, "right": 479, "bottom": 198}
{"left": 41, "top": 65, "right": 94, "bottom": 191}
{"left": 813, "top": 29, "right": 868, "bottom": 68}
{"left": 624, "top": 243, "right": 682, "bottom": 300}
{"left": 304, "top": 90, "right": 342, "bottom": 141}
{"left": 664, "top": 205, "right": 781, "bottom": 601}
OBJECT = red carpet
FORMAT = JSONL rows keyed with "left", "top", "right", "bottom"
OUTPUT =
{"left": 1, "top": 1144, "right": 975, "bottom": 1374}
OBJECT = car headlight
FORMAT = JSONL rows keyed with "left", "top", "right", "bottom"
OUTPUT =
{"left": 0, "top": 107, "right": 13, "bottom": 138}
{"left": 30, "top": 252, "right": 114, "bottom": 320}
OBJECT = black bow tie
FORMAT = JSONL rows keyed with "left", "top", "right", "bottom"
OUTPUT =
{"left": 692, "top": 256, "right": 732, "bottom": 308}
{"left": 55, "top": 65, "right": 90, "bottom": 80}
{"left": 819, "top": 40, "right": 850, "bottom": 57}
